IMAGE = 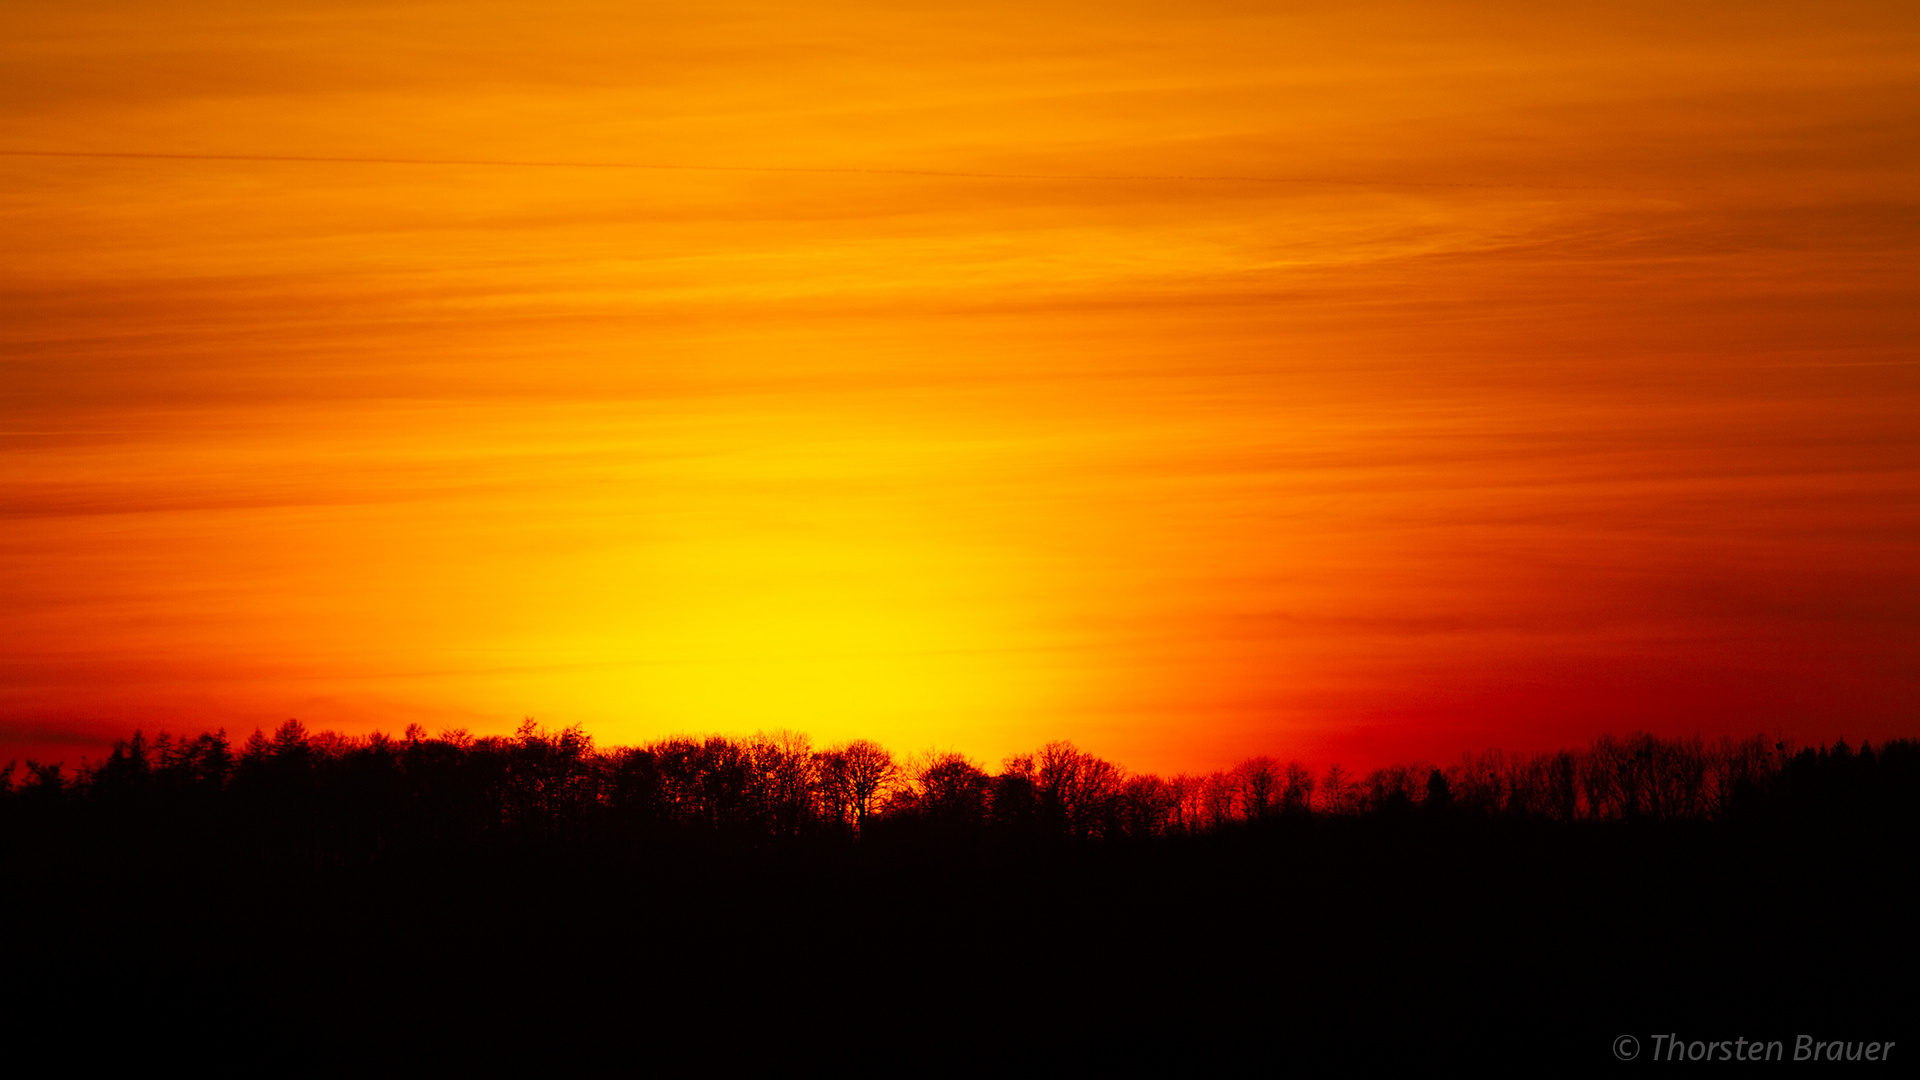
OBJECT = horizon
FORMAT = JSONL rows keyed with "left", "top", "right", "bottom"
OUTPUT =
{"left": 4, "top": 717, "right": 1888, "bottom": 791}
{"left": 21, "top": 716, "right": 1910, "bottom": 832}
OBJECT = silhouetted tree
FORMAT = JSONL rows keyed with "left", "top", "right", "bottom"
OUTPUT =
{"left": 1117, "top": 774, "right": 1176, "bottom": 839}
{"left": 905, "top": 751, "right": 992, "bottom": 829}
{"left": 1543, "top": 750, "right": 1579, "bottom": 822}
{"left": 1282, "top": 761, "right": 1315, "bottom": 817}
{"left": 696, "top": 736, "right": 755, "bottom": 832}
{"left": 1425, "top": 768, "right": 1452, "bottom": 814}
{"left": 819, "top": 739, "right": 897, "bottom": 836}
{"left": 1235, "top": 756, "right": 1280, "bottom": 822}
{"left": 1201, "top": 770, "right": 1237, "bottom": 828}
{"left": 748, "top": 730, "right": 819, "bottom": 836}
{"left": 272, "top": 719, "right": 313, "bottom": 766}
{"left": 991, "top": 754, "right": 1039, "bottom": 832}
{"left": 1163, "top": 773, "right": 1203, "bottom": 834}
{"left": 1034, "top": 741, "right": 1124, "bottom": 839}
{"left": 1361, "top": 764, "right": 1420, "bottom": 816}
{"left": 503, "top": 719, "right": 598, "bottom": 836}
{"left": 1320, "top": 764, "right": 1352, "bottom": 815}
{"left": 22, "top": 760, "right": 66, "bottom": 805}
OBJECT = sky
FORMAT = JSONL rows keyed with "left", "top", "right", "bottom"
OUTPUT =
{"left": 3, "top": 0, "right": 1917, "bottom": 775}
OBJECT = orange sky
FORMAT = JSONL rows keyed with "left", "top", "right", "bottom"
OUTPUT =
{"left": 4, "top": 0, "right": 1917, "bottom": 774}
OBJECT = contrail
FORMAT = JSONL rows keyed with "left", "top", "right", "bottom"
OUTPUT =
{"left": 0, "top": 148, "right": 1649, "bottom": 191}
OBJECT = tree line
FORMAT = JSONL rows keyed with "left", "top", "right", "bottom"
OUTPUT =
{"left": 5, "top": 721, "right": 1914, "bottom": 853}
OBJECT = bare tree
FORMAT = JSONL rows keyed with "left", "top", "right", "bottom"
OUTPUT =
{"left": 1362, "top": 763, "right": 1419, "bottom": 814}
{"left": 1119, "top": 774, "right": 1179, "bottom": 838}
{"left": 1033, "top": 741, "right": 1125, "bottom": 839}
{"left": 820, "top": 739, "right": 898, "bottom": 835}
{"left": 906, "top": 750, "right": 992, "bottom": 825}
{"left": 505, "top": 719, "right": 598, "bottom": 834}
{"left": 1708, "top": 734, "right": 1770, "bottom": 819}
{"left": 749, "top": 729, "right": 819, "bottom": 836}
{"left": 1452, "top": 749, "right": 1508, "bottom": 816}
{"left": 1320, "top": 764, "right": 1352, "bottom": 815}
{"left": 1201, "top": 770, "right": 1238, "bottom": 828}
{"left": 1544, "top": 749, "right": 1579, "bottom": 822}
{"left": 1282, "top": 760, "right": 1315, "bottom": 816}
{"left": 1234, "top": 756, "right": 1281, "bottom": 821}
{"left": 1163, "top": 773, "right": 1202, "bottom": 833}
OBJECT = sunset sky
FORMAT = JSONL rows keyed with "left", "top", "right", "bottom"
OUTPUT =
{"left": 4, "top": 0, "right": 1916, "bottom": 774}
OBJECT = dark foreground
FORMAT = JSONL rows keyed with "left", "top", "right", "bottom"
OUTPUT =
{"left": 11, "top": 814, "right": 1913, "bottom": 1071}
